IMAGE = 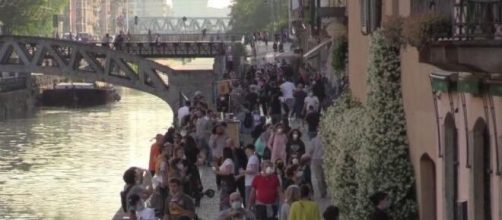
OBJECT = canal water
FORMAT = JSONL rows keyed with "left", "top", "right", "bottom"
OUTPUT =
{"left": 0, "top": 88, "right": 172, "bottom": 219}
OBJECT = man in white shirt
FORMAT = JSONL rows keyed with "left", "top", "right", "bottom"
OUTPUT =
{"left": 129, "top": 194, "right": 156, "bottom": 220}
{"left": 304, "top": 91, "right": 320, "bottom": 113}
{"left": 241, "top": 144, "right": 260, "bottom": 205}
{"left": 177, "top": 101, "right": 190, "bottom": 127}
{"left": 280, "top": 79, "right": 296, "bottom": 116}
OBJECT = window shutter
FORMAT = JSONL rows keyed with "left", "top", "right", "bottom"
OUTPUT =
{"left": 360, "top": 0, "right": 369, "bottom": 34}
{"left": 369, "top": 0, "right": 382, "bottom": 32}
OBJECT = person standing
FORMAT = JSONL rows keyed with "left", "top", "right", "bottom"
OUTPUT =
{"left": 213, "top": 147, "right": 236, "bottom": 211}
{"left": 241, "top": 144, "right": 260, "bottom": 204}
{"left": 323, "top": 206, "right": 339, "bottom": 220}
{"left": 267, "top": 123, "right": 288, "bottom": 164}
{"left": 305, "top": 106, "right": 321, "bottom": 140}
{"left": 292, "top": 84, "right": 307, "bottom": 120}
{"left": 248, "top": 161, "right": 282, "bottom": 220}
{"left": 163, "top": 178, "right": 196, "bottom": 220}
{"left": 195, "top": 110, "right": 212, "bottom": 165}
{"left": 149, "top": 134, "right": 164, "bottom": 176}
{"left": 102, "top": 33, "right": 112, "bottom": 48}
{"left": 303, "top": 92, "right": 320, "bottom": 114}
{"left": 279, "top": 185, "right": 300, "bottom": 220}
{"left": 309, "top": 133, "right": 327, "bottom": 198}
{"left": 279, "top": 79, "right": 296, "bottom": 117}
{"left": 217, "top": 192, "right": 256, "bottom": 220}
{"left": 209, "top": 124, "right": 228, "bottom": 165}
{"left": 147, "top": 29, "right": 153, "bottom": 43}
{"left": 286, "top": 129, "right": 305, "bottom": 164}
{"left": 177, "top": 101, "right": 191, "bottom": 127}
{"left": 288, "top": 185, "right": 321, "bottom": 220}
{"left": 369, "top": 192, "right": 391, "bottom": 220}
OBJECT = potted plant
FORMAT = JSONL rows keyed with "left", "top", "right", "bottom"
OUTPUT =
{"left": 402, "top": 12, "right": 452, "bottom": 49}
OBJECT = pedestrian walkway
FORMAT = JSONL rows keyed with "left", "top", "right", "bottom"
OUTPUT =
{"left": 247, "top": 41, "right": 296, "bottom": 66}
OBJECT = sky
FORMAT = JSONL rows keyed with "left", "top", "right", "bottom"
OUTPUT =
{"left": 207, "top": 0, "right": 232, "bottom": 9}
{"left": 166, "top": 0, "right": 232, "bottom": 9}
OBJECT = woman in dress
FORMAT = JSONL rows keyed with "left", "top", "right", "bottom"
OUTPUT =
{"left": 213, "top": 147, "right": 236, "bottom": 210}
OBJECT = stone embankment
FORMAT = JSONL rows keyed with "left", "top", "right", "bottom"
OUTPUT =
{"left": 0, "top": 75, "right": 65, "bottom": 121}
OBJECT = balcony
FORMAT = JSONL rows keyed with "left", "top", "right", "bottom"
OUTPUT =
{"left": 419, "top": 0, "right": 502, "bottom": 73}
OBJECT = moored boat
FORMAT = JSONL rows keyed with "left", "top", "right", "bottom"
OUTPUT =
{"left": 41, "top": 82, "right": 121, "bottom": 107}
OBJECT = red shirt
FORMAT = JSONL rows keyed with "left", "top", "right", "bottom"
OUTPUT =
{"left": 252, "top": 174, "right": 280, "bottom": 204}
{"left": 149, "top": 143, "right": 160, "bottom": 172}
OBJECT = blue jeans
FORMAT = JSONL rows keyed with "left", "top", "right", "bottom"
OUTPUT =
{"left": 196, "top": 137, "right": 211, "bottom": 164}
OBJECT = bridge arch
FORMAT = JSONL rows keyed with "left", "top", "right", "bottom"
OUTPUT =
{"left": 0, "top": 36, "right": 212, "bottom": 110}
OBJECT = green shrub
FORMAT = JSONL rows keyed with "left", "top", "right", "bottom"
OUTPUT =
{"left": 363, "top": 31, "right": 418, "bottom": 220}
{"left": 320, "top": 94, "right": 370, "bottom": 220}
{"left": 381, "top": 15, "right": 405, "bottom": 47}
{"left": 331, "top": 37, "right": 348, "bottom": 75}
{"left": 402, "top": 12, "right": 451, "bottom": 49}
{"left": 320, "top": 31, "right": 418, "bottom": 220}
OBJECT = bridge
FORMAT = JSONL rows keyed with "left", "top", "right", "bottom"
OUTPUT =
{"left": 0, "top": 36, "right": 221, "bottom": 110}
{"left": 130, "top": 17, "right": 231, "bottom": 34}
{"left": 127, "top": 33, "right": 242, "bottom": 43}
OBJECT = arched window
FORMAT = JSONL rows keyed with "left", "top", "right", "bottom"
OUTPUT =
{"left": 470, "top": 118, "right": 492, "bottom": 220}
{"left": 443, "top": 113, "right": 458, "bottom": 220}
{"left": 420, "top": 154, "right": 437, "bottom": 220}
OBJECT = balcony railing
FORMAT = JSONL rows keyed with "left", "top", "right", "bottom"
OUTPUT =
{"left": 454, "top": 0, "right": 502, "bottom": 40}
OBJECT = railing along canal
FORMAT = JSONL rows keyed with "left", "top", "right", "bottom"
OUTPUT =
{"left": 0, "top": 77, "right": 27, "bottom": 93}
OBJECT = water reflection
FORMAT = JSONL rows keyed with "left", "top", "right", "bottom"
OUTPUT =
{"left": 0, "top": 87, "right": 172, "bottom": 219}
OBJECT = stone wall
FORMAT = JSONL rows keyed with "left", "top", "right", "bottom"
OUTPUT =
{"left": 0, "top": 88, "right": 36, "bottom": 121}
{"left": 0, "top": 75, "right": 65, "bottom": 121}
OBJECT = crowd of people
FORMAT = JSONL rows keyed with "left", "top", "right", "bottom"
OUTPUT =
{"left": 119, "top": 44, "right": 392, "bottom": 220}
{"left": 246, "top": 30, "right": 290, "bottom": 57}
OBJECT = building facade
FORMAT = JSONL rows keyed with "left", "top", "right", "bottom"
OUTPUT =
{"left": 348, "top": 0, "right": 502, "bottom": 220}
{"left": 67, "top": 0, "right": 101, "bottom": 35}
{"left": 128, "top": 0, "right": 171, "bottom": 17}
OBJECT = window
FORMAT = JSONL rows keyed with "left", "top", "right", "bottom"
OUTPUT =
{"left": 411, "top": 0, "right": 454, "bottom": 16}
{"left": 360, "top": 0, "right": 382, "bottom": 35}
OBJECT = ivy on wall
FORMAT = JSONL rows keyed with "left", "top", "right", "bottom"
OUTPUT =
{"left": 331, "top": 37, "right": 348, "bottom": 76}
{"left": 363, "top": 31, "right": 417, "bottom": 220}
{"left": 320, "top": 30, "right": 418, "bottom": 220}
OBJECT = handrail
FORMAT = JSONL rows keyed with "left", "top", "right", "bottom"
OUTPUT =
{"left": 453, "top": 0, "right": 502, "bottom": 40}
{"left": 127, "top": 33, "right": 244, "bottom": 43}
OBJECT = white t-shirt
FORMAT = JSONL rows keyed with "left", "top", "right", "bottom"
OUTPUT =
{"left": 136, "top": 207, "right": 156, "bottom": 220}
{"left": 280, "top": 81, "right": 295, "bottom": 99}
{"left": 245, "top": 154, "right": 259, "bottom": 186}
{"left": 177, "top": 106, "right": 190, "bottom": 123}
{"left": 219, "top": 158, "right": 235, "bottom": 175}
{"left": 304, "top": 96, "right": 319, "bottom": 111}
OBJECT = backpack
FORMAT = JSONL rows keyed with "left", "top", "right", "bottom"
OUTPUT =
{"left": 120, "top": 185, "right": 133, "bottom": 212}
{"left": 243, "top": 112, "right": 253, "bottom": 128}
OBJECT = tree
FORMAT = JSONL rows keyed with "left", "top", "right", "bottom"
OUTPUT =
{"left": 229, "top": 0, "right": 288, "bottom": 33}
{"left": 0, "top": 0, "right": 68, "bottom": 35}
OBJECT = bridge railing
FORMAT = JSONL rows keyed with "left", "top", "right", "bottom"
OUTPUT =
{"left": 127, "top": 33, "right": 244, "bottom": 43}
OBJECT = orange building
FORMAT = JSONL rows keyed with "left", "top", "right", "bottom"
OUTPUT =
{"left": 348, "top": 0, "right": 502, "bottom": 219}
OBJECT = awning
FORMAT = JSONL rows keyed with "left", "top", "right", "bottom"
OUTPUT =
{"left": 303, "top": 39, "right": 332, "bottom": 60}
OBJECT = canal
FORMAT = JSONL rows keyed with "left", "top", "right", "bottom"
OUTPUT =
{"left": 0, "top": 87, "right": 173, "bottom": 219}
